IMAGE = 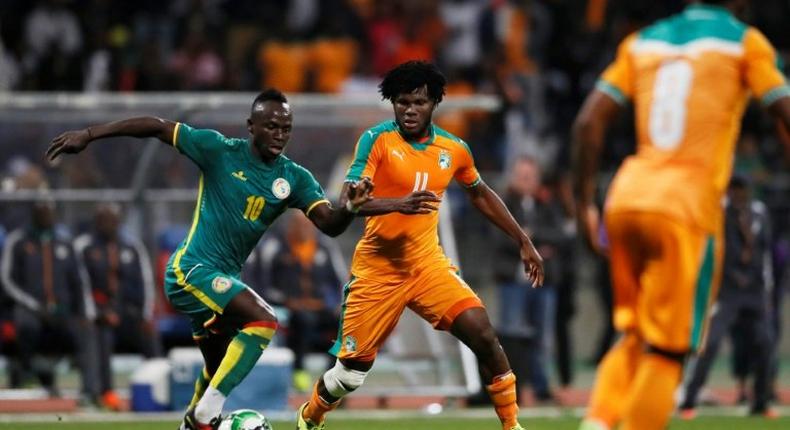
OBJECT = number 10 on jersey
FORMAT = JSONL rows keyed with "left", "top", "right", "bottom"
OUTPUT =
{"left": 243, "top": 195, "right": 265, "bottom": 221}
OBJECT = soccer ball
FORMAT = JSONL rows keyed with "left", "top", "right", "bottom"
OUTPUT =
{"left": 218, "top": 409, "right": 274, "bottom": 430}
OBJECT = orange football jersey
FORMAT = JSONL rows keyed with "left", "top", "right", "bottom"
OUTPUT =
{"left": 598, "top": 4, "right": 789, "bottom": 232}
{"left": 345, "top": 120, "right": 480, "bottom": 281}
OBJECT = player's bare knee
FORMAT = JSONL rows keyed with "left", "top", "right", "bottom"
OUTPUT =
{"left": 323, "top": 359, "right": 369, "bottom": 398}
{"left": 250, "top": 299, "right": 278, "bottom": 325}
{"left": 260, "top": 307, "right": 278, "bottom": 325}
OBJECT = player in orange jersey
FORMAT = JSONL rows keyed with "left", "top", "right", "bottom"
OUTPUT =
{"left": 572, "top": 1, "right": 790, "bottom": 429}
{"left": 296, "top": 61, "right": 544, "bottom": 430}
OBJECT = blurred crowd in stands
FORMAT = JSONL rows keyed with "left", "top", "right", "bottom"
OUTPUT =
{"left": 1, "top": 0, "right": 790, "bottom": 408}
{"left": 2, "top": 0, "right": 789, "bottom": 171}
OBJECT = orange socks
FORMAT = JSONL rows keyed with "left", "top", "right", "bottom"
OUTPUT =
{"left": 303, "top": 383, "right": 340, "bottom": 425}
{"left": 620, "top": 353, "right": 683, "bottom": 430}
{"left": 583, "top": 332, "right": 684, "bottom": 430}
{"left": 486, "top": 371, "right": 519, "bottom": 429}
{"left": 584, "top": 333, "right": 642, "bottom": 428}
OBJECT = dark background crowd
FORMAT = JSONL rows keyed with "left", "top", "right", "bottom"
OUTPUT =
{"left": 0, "top": 0, "right": 789, "bottom": 409}
{"left": 2, "top": 0, "right": 790, "bottom": 173}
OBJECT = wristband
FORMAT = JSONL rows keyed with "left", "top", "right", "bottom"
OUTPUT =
{"left": 345, "top": 200, "right": 361, "bottom": 214}
{"left": 86, "top": 127, "right": 94, "bottom": 140}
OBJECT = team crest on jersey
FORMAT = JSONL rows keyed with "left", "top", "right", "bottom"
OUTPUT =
{"left": 272, "top": 178, "right": 291, "bottom": 199}
{"left": 212, "top": 276, "right": 232, "bottom": 294}
{"left": 343, "top": 335, "right": 357, "bottom": 353}
{"left": 438, "top": 150, "right": 452, "bottom": 170}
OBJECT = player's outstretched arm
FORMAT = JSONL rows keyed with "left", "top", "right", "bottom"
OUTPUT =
{"left": 307, "top": 178, "right": 374, "bottom": 237}
{"left": 571, "top": 89, "right": 622, "bottom": 256}
{"left": 342, "top": 186, "right": 442, "bottom": 217}
{"left": 464, "top": 180, "right": 544, "bottom": 287}
{"left": 46, "top": 117, "right": 177, "bottom": 161}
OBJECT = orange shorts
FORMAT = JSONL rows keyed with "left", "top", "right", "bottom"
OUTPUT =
{"left": 605, "top": 210, "right": 723, "bottom": 353}
{"left": 329, "top": 264, "right": 484, "bottom": 361}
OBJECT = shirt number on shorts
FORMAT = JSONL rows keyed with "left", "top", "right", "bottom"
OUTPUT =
{"left": 413, "top": 171, "right": 429, "bottom": 191}
{"left": 648, "top": 59, "right": 693, "bottom": 150}
{"left": 243, "top": 195, "right": 265, "bottom": 221}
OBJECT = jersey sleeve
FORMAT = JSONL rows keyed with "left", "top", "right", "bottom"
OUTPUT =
{"left": 743, "top": 27, "right": 790, "bottom": 107}
{"left": 596, "top": 33, "right": 637, "bottom": 105}
{"left": 289, "top": 165, "right": 329, "bottom": 216}
{"left": 345, "top": 129, "right": 382, "bottom": 182}
{"left": 453, "top": 141, "right": 481, "bottom": 188}
{"left": 171, "top": 122, "right": 232, "bottom": 169}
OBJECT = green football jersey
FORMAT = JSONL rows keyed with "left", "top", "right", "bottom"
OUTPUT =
{"left": 166, "top": 122, "right": 328, "bottom": 278}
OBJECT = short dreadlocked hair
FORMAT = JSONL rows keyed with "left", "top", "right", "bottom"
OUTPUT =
{"left": 378, "top": 61, "right": 447, "bottom": 104}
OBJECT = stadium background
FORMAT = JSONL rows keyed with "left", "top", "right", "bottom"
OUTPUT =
{"left": 0, "top": 0, "right": 789, "bottom": 426}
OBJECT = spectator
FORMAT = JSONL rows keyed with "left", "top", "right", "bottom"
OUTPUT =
{"left": 494, "top": 156, "right": 568, "bottom": 404}
{"left": 131, "top": 38, "right": 172, "bottom": 91}
{"left": 309, "top": 1, "right": 363, "bottom": 93}
{"left": 77, "top": 0, "right": 138, "bottom": 92}
{"left": 0, "top": 223, "right": 17, "bottom": 386}
{"left": 74, "top": 203, "right": 160, "bottom": 411}
{"left": 257, "top": 38, "right": 310, "bottom": 92}
{"left": 21, "top": 0, "right": 83, "bottom": 90}
{"left": 0, "top": 24, "right": 20, "bottom": 90}
{"left": 770, "top": 232, "right": 789, "bottom": 400}
{"left": 548, "top": 171, "right": 577, "bottom": 394}
{"left": 438, "top": 0, "right": 485, "bottom": 73}
{"left": 391, "top": 1, "right": 445, "bottom": 67}
{"left": 254, "top": 212, "right": 344, "bottom": 392}
{"left": 680, "top": 176, "right": 775, "bottom": 417}
{"left": 366, "top": 1, "right": 404, "bottom": 76}
{"left": 168, "top": 30, "right": 225, "bottom": 91}
{"left": 0, "top": 199, "right": 96, "bottom": 400}
{"left": 733, "top": 133, "right": 770, "bottom": 197}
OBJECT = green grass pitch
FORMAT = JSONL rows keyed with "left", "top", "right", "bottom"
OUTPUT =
{"left": 1, "top": 417, "right": 787, "bottom": 430}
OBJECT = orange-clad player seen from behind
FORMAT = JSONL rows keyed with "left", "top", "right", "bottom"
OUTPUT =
{"left": 572, "top": 1, "right": 790, "bottom": 430}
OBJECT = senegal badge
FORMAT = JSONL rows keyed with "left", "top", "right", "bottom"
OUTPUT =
{"left": 438, "top": 150, "right": 451, "bottom": 170}
{"left": 272, "top": 178, "right": 291, "bottom": 199}
{"left": 212, "top": 276, "right": 232, "bottom": 294}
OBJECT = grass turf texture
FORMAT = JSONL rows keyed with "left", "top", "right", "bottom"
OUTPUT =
{"left": 1, "top": 417, "right": 787, "bottom": 430}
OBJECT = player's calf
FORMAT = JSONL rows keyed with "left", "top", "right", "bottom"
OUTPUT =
{"left": 194, "top": 320, "right": 279, "bottom": 425}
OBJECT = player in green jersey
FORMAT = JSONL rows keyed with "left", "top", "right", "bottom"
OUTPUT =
{"left": 47, "top": 89, "right": 422, "bottom": 430}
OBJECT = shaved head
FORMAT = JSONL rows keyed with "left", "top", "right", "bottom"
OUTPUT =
{"left": 251, "top": 88, "right": 289, "bottom": 116}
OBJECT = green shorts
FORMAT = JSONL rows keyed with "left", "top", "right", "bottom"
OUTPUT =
{"left": 164, "top": 263, "right": 248, "bottom": 337}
